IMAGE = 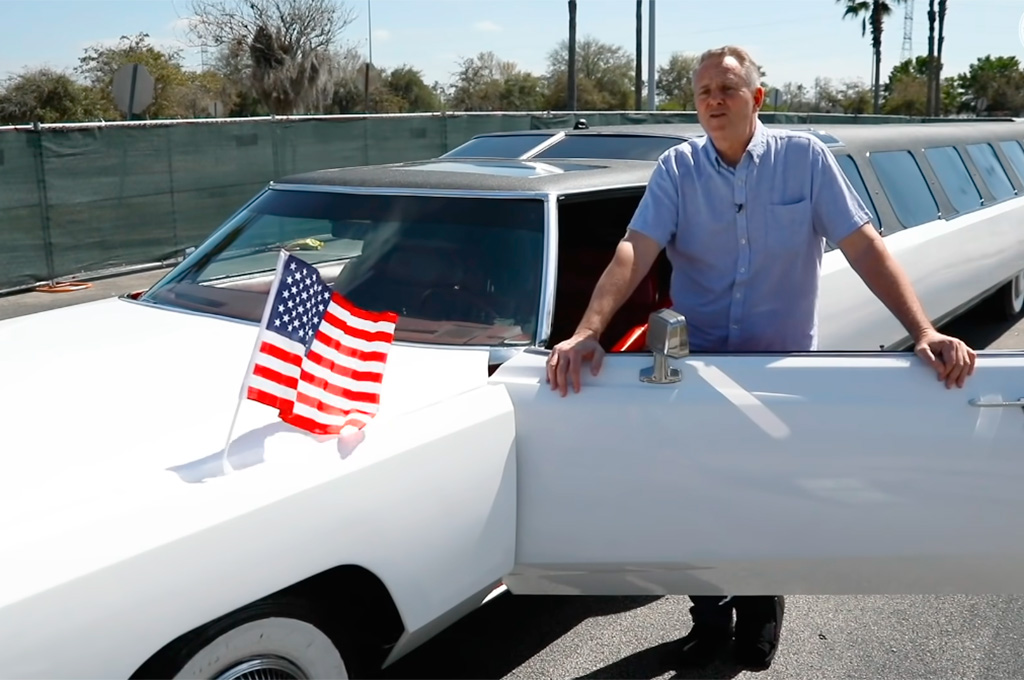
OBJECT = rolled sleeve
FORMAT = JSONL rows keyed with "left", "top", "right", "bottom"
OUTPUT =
{"left": 810, "top": 142, "right": 873, "bottom": 244}
{"left": 627, "top": 151, "right": 680, "bottom": 247}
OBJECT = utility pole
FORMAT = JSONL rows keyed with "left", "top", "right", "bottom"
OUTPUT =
{"left": 364, "top": 0, "right": 373, "bottom": 113}
{"left": 567, "top": 0, "right": 577, "bottom": 111}
{"left": 647, "top": 0, "right": 656, "bottom": 110}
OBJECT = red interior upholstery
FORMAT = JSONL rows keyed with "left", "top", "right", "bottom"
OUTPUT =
{"left": 549, "top": 245, "right": 666, "bottom": 351}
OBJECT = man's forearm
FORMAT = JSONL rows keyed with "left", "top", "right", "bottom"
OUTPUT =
{"left": 848, "top": 239, "right": 935, "bottom": 343}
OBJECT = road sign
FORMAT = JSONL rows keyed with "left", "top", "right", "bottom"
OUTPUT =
{"left": 112, "top": 63, "right": 155, "bottom": 119}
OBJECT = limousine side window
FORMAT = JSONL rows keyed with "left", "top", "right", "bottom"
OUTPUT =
{"left": 966, "top": 142, "right": 1017, "bottom": 201}
{"left": 997, "top": 140, "right": 1024, "bottom": 185}
{"left": 868, "top": 150, "right": 939, "bottom": 228}
{"left": 835, "top": 154, "right": 882, "bottom": 230}
{"left": 923, "top": 146, "right": 982, "bottom": 215}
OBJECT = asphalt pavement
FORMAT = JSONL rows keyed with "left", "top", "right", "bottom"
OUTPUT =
{"left": 2, "top": 271, "right": 1023, "bottom": 680}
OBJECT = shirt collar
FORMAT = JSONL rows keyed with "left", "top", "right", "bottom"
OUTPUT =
{"left": 702, "top": 118, "right": 768, "bottom": 170}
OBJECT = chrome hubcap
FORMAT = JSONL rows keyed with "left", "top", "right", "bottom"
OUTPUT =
{"left": 1012, "top": 272, "right": 1024, "bottom": 311}
{"left": 214, "top": 656, "right": 307, "bottom": 680}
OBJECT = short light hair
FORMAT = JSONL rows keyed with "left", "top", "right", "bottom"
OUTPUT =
{"left": 692, "top": 46, "right": 762, "bottom": 91}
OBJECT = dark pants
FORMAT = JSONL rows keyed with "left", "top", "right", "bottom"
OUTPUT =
{"left": 689, "top": 595, "right": 785, "bottom": 641}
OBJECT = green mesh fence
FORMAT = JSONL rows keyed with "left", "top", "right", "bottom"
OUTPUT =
{"left": 0, "top": 110, "right": 994, "bottom": 293}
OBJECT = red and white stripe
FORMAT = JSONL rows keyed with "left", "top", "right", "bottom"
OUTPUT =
{"left": 245, "top": 292, "right": 398, "bottom": 436}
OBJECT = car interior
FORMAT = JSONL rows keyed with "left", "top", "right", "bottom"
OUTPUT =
{"left": 547, "top": 189, "right": 673, "bottom": 353}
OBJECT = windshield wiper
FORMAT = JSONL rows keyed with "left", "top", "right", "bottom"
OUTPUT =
{"left": 216, "top": 237, "right": 327, "bottom": 262}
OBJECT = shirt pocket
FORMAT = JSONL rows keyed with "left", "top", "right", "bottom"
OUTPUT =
{"left": 751, "top": 199, "right": 812, "bottom": 257}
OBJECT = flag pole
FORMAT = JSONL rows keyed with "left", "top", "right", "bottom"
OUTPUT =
{"left": 222, "top": 249, "right": 292, "bottom": 475}
{"left": 221, "top": 399, "right": 243, "bottom": 475}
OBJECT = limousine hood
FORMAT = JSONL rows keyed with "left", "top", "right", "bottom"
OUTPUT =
{"left": 0, "top": 297, "right": 491, "bottom": 608}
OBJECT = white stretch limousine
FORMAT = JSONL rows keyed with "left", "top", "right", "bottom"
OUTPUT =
{"left": 2, "top": 119, "right": 1024, "bottom": 680}
{"left": 442, "top": 119, "right": 1024, "bottom": 350}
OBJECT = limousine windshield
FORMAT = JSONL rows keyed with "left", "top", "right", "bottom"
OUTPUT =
{"left": 143, "top": 187, "right": 547, "bottom": 347}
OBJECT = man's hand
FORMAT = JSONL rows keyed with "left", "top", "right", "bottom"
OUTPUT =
{"left": 914, "top": 329, "right": 977, "bottom": 388}
{"left": 547, "top": 330, "right": 606, "bottom": 396}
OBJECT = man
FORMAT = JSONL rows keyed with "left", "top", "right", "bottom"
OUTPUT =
{"left": 546, "top": 46, "right": 977, "bottom": 672}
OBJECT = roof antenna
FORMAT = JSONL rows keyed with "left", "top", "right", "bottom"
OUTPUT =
{"left": 573, "top": 118, "right": 589, "bottom": 130}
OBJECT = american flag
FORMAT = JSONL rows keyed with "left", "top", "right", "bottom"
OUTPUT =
{"left": 240, "top": 250, "right": 399, "bottom": 436}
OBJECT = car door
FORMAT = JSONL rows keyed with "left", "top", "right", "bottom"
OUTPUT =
{"left": 489, "top": 313, "right": 1024, "bottom": 596}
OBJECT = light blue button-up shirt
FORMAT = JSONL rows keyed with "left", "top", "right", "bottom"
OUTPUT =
{"left": 627, "top": 120, "right": 872, "bottom": 352}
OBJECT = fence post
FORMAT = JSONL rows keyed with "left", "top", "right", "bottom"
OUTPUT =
{"left": 30, "top": 121, "right": 56, "bottom": 282}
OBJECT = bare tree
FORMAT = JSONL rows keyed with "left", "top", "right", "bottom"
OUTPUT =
{"left": 184, "top": 0, "right": 358, "bottom": 114}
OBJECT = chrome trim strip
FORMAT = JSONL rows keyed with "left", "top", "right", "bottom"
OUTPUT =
{"left": 267, "top": 183, "right": 555, "bottom": 199}
{"left": 535, "top": 191, "right": 560, "bottom": 348}
{"left": 518, "top": 132, "right": 567, "bottom": 158}
{"left": 267, "top": 181, "right": 653, "bottom": 199}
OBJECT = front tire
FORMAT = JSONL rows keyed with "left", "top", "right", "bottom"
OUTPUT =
{"left": 135, "top": 598, "right": 371, "bottom": 680}
{"left": 1001, "top": 271, "right": 1024, "bottom": 320}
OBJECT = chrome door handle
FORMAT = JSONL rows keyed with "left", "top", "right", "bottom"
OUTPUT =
{"left": 969, "top": 397, "right": 1024, "bottom": 408}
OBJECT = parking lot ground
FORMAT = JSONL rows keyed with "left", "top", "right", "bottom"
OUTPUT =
{"left": 0, "top": 268, "right": 172, "bottom": 321}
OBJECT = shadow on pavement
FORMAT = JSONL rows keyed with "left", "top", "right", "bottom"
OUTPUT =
{"left": 572, "top": 638, "right": 745, "bottom": 680}
{"left": 380, "top": 594, "right": 660, "bottom": 679}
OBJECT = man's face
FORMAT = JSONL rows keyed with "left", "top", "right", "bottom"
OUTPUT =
{"left": 694, "top": 56, "right": 764, "bottom": 140}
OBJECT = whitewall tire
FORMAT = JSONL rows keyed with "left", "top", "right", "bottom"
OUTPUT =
{"left": 136, "top": 598, "right": 372, "bottom": 680}
{"left": 172, "top": 616, "right": 348, "bottom": 679}
{"left": 1003, "top": 271, "right": 1024, "bottom": 319}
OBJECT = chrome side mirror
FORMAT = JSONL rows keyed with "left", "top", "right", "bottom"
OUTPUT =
{"left": 639, "top": 308, "right": 689, "bottom": 384}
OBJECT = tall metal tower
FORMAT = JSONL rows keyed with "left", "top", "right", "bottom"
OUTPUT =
{"left": 900, "top": 0, "right": 915, "bottom": 62}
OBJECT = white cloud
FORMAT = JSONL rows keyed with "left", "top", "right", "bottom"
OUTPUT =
{"left": 372, "top": 29, "right": 391, "bottom": 42}
{"left": 168, "top": 16, "right": 198, "bottom": 34}
{"left": 473, "top": 20, "right": 501, "bottom": 32}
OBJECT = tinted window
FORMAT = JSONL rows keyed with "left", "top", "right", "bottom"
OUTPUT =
{"left": 835, "top": 154, "right": 881, "bottom": 230}
{"left": 145, "top": 190, "right": 546, "bottom": 347}
{"left": 442, "top": 134, "right": 555, "bottom": 159}
{"left": 923, "top": 146, "right": 982, "bottom": 215}
{"left": 869, "top": 150, "right": 939, "bottom": 228}
{"left": 966, "top": 143, "right": 1016, "bottom": 201}
{"left": 998, "top": 140, "right": 1024, "bottom": 183}
{"left": 534, "top": 134, "right": 685, "bottom": 161}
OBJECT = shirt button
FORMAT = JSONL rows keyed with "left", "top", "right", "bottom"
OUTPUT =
{"left": 735, "top": 293, "right": 741, "bottom": 298}
{"left": 732, "top": 324, "right": 739, "bottom": 329}
{"left": 739, "top": 267, "right": 746, "bottom": 273}
{"left": 740, "top": 238, "right": 747, "bottom": 244}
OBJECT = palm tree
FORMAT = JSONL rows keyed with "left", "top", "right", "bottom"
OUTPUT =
{"left": 926, "top": 0, "right": 936, "bottom": 114}
{"left": 934, "top": 0, "right": 947, "bottom": 115}
{"left": 837, "top": 0, "right": 903, "bottom": 114}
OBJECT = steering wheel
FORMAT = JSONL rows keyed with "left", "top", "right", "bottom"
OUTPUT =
{"left": 419, "top": 287, "right": 499, "bottom": 324}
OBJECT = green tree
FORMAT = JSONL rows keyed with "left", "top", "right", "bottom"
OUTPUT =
{"left": 545, "top": 36, "right": 634, "bottom": 110}
{"left": 447, "top": 51, "right": 542, "bottom": 111}
{"left": 882, "top": 56, "right": 931, "bottom": 115}
{"left": 0, "top": 67, "right": 108, "bottom": 125}
{"left": 75, "top": 32, "right": 191, "bottom": 119}
{"left": 384, "top": 66, "right": 441, "bottom": 112}
{"left": 656, "top": 52, "right": 699, "bottom": 110}
{"left": 954, "top": 55, "right": 1024, "bottom": 115}
{"left": 185, "top": 0, "right": 358, "bottom": 114}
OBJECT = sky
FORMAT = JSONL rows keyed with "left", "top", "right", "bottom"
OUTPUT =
{"left": 1, "top": 0, "right": 1023, "bottom": 94}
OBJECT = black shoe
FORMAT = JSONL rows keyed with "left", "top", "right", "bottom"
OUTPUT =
{"left": 676, "top": 623, "right": 732, "bottom": 667}
{"left": 734, "top": 597, "right": 784, "bottom": 671}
